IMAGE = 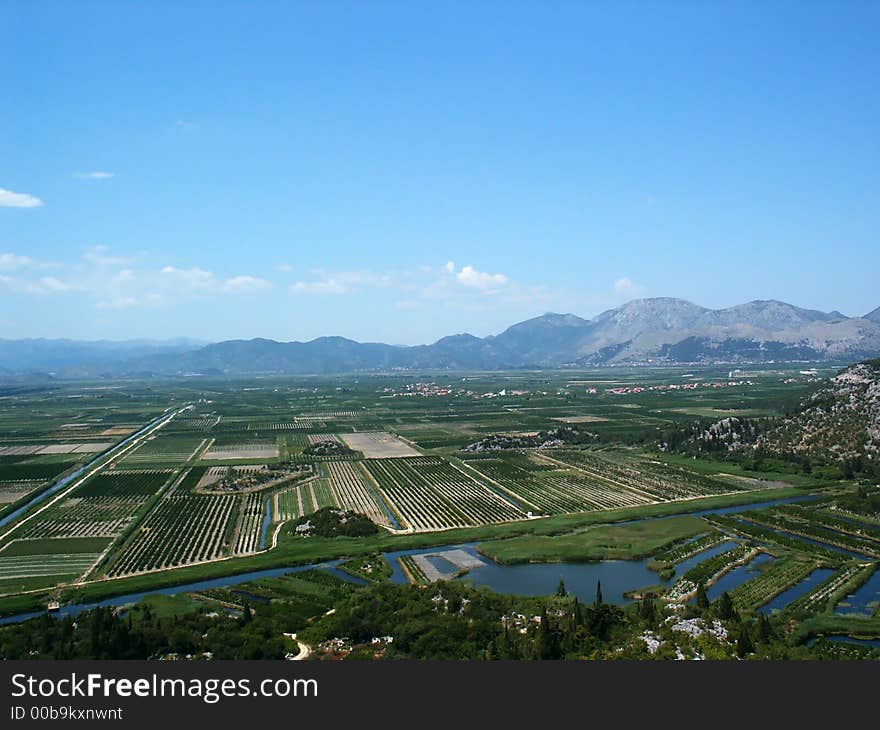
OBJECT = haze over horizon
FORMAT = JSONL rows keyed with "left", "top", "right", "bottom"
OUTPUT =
{"left": 1, "top": 296, "right": 877, "bottom": 348}
{"left": 3, "top": 2, "right": 878, "bottom": 345}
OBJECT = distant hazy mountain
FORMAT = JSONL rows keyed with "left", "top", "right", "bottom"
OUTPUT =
{"left": 0, "top": 338, "right": 205, "bottom": 375}
{"left": 4, "top": 299, "right": 880, "bottom": 377}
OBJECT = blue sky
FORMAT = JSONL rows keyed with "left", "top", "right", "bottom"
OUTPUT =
{"left": 2, "top": 1, "right": 878, "bottom": 344}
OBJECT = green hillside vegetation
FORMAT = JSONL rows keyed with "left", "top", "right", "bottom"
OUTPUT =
{"left": 662, "top": 359, "right": 880, "bottom": 480}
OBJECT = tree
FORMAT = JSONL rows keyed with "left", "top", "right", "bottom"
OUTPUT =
{"left": 736, "top": 624, "right": 754, "bottom": 658}
{"left": 715, "top": 592, "right": 736, "bottom": 621}
{"left": 594, "top": 580, "right": 603, "bottom": 606}
{"left": 537, "top": 609, "right": 561, "bottom": 660}
{"left": 695, "top": 582, "right": 709, "bottom": 610}
{"left": 639, "top": 598, "right": 656, "bottom": 624}
{"left": 556, "top": 578, "right": 567, "bottom": 597}
{"left": 573, "top": 596, "right": 583, "bottom": 626}
{"left": 755, "top": 613, "right": 772, "bottom": 643}
{"left": 584, "top": 603, "right": 625, "bottom": 641}
{"left": 240, "top": 602, "right": 252, "bottom": 624}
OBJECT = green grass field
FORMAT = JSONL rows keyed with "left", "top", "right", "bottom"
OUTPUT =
{"left": 477, "top": 515, "right": 708, "bottom": 564}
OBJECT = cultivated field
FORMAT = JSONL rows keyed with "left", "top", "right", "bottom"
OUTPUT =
{"left": 0, "top": 365, "right": 828, "bottom": 605}
{"left": 104, "top": 468, "right": 243, "bottom": 576}
{"left": 460, "top": 452, "right": 652, "bottom": 515}
{"left": 340, "top": 432, "right": 420, "bottom": 458}
{"left": 323, "top": 461, "right": 391, "bottom": 528}
{"left": 201, "top": 442, "right": 280, "bottom": 460}
{"left": 12, "top": 470, "right": 172, "bottom": 540}
{"left": 275, "top": 478, "right": 337, "bottom": 522}
{"left": 363, "top": 456, "right": 525, "bottom": 531}
{"left": 118, "top": 435, "right": 206, "bottom": 466}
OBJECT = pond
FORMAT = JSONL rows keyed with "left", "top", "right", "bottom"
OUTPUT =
{"left": 258, "top": 496, "right": 273, "bottom": 550}
{"left": 381, "top": 542, "right": 666, "bottom": 604}
{"left": 456, "top": 548, "right": 661, "bottom": 604}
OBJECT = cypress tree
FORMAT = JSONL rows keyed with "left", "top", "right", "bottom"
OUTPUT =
{"left": 736, "top": 624, "right": 754, "bottom": 658}
{"left": 595, "top": 580, "right": 603, "bottom": 606}
{"left": 695, "top": 582, "right": 710, "bottom": 610}
{"left": 640, "top": 597, "right": 656, "bottom": 623}
{"left": 755, "top": 613, "right": 771, "bottom": 643}
{"left": 716, "top": 592, "right": 735, "bottom": 621}
{"left": 537, "top": 609, "right": 560, "bottom": 660}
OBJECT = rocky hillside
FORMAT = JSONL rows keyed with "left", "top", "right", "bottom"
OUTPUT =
{"left": 754, "top": 359, "right": 880, "bottom": 466}
{"left": 670, "top": 359, "right": 880, "bottom": 476}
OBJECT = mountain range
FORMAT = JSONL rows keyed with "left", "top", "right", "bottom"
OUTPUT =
{"left": 4, "top": 298, "right": 880, "bottom": 377}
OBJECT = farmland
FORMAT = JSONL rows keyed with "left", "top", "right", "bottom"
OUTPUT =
{"left": 323, "top": 461, "right": 391, "bottom": 528}
{"left": 0, "top": 363, "right": 873, "bottom": 660}
{"left": 13, "top": 469, "right": 172, "bottom": 540}
{"left": 460, "top": 452, "right": 652, "bottom": 514}
{"left": 363, "top": 457, "right": 525, "bottom": 530}
{"left": 105, "top": 470, "right": 238, "bottom": 576}
{"left": 340, "top": 431, "right": 420, "bottom": 458}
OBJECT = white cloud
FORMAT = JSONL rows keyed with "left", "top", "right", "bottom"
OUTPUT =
{"left": 613, "top": 277, "right": 646, "bottom": 298}
{"left": 158, "top": 266, "right": 272, "bottom": 297}
{"left": 455, "top": 265, "right": 508, "bottom": 293}
{"left": 0, "top": 188, "right": 43, "bottom": 208}
{"left": 419, "top": 262, "right": 541, "bottom": 314}
{"left": 36, "top": 276, "right": 73, "bottom": 293}
{"left": 75, "top": 171, "right": 114, "bottom": 180}
{"left": 84, "top": 245, "right": 142, "bottom": 267}
{"left": 160, "top": 265, "right": 216, "bottom": 289}
{"left": 288, "top": 262, "right": 515, "bottom": 310}
{"left": 96, "top": 296, "right": 138, "bottom": 310}
{"left": 0, "top": 274, "right": 80, "bottom": 295}
{"left": 0, "top": 246, "right": 274, "bottom": 309}
{"left": 159, "top": 266, "right": 272, "bottom": 294}
{"left": 290, "top": 278, "right": 351, "bottom": 296}
{"left": 222, "top": 275, "right": 273, "bottom": 293}
{"left": 289, "top": 270, "right": 396, "bottom": 297}
{"left": 0, "top": 253, "right": 34, "bottom": 270}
